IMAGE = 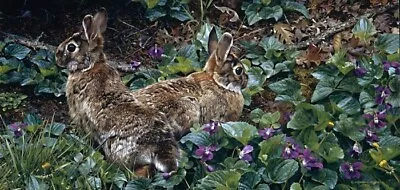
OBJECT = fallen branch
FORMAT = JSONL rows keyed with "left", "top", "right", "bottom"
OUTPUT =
{"left": 290, "top": 3, "right": 398, "bottom": 50}
{"left": 0, "top": 31, "right": 137, "bottom": 73}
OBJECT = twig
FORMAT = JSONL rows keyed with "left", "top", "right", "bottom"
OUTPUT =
{"left": 289, "top": 3, "right": 398, "bottom": 50}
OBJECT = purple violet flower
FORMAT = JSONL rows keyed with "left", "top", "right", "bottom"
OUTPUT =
{"left": 162, "top": 172, "right": 171, "bottom": 179}
{"left": 239, "top": 145, "right": 253, "bottom": 162}
{"left": 383, "top": 61, "right": 400, "bottom": 71}
{"left": 375, "top": 86, "right": 391, "bottom": 104}
{"left": 354, "top": 65, "right": 367, "bottom": 77}
{"left": 350, "top": 142, "right": 362, "bottom": 158}
{"left": 195, "top": 145, "right": 217, "bottom": 161}
{"left": 203, "top": 121, "right": 220, "bottom": 135}
{"left": 364, "top": 111, "right": 387, "bottom": 128}
{"left": 8, "top": 122, "right": 28, "bottom": 137}
{"left": 206, "top": 164, "right": 215, "bottom": 172}
{"left": 258, "top": 127, "right": 275, "bottom": 140}
{"left": 130, "top": 61, "right": 141, "bottom": 70}
{"left": 282, "top": 137, "right": 303, "bottom": 159}
{"left": 365, "top": 129, "right": 379, "bottom": 144}
{"left": 340, "top": 162, "right": 363, "bottom": 180}
{"left": 300, "top": 149, "right": 323, "bottom": 170}
{"left": 148, "top": 45, "right": 164, "bottom": 59}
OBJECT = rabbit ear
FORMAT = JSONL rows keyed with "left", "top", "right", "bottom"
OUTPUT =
{"left": 216, "top": 33, "right": 233, "bottom": 62}
{"left": 82, "top": 8, "right": 107, "bottom": 41}
{"left": 208, "top": 27, "right": 218, "bottom": 54}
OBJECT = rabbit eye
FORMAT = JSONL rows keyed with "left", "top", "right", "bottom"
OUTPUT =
{"left": 66, "top": 43, "right": 77, "bottom": 52}
{"left": 234, "top": 66, "right": 243, "bottom": 75}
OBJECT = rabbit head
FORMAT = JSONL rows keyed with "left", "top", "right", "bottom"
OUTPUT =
{"left": 55, "top": 8, "right": 107, "bottom": 73}
{"left": 204, "top": 28, "right": 248, "bottom": 93}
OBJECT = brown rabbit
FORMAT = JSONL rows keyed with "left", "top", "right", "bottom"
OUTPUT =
{"left": 56, "top": 8, "right": 247, "bottom": 176}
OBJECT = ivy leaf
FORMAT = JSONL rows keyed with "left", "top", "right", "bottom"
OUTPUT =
{"left": 196, "top": 170, "right": 242, "bottom": 189}
{"left": 379, "top": 135, "right": 400, "bottom": 148}
{"left": 238, "top": 171, "right": 261, "bottom": 190}
{"left": 352, "top": 17, "right": 377, "bottom": 43}
{"left": 310, "top": 168, "right": 338, "bottom": 189}
{"left": 250, "top": 108, "right": 265, "bottom": 123}
{"left": 336, "top": 76, "right": 362, "bottom": 93}
{"left": 263, "top": 159, "right": 299, "bottom": 184}
{"left": 259, "top": 5, "right": 283, "bottom": 21}
{"left": 375, "top": 33, "right": 400, "bottom": 54}
{"left": 282, "top": 1, "right": 309, "bottom": 19}
{"left": 268, "top": 78, "right": 301, "bottom": 94}
{"left": 4, "top": 43, "right": 31, "bottom": 60}
{"left": 222, "top": 122, "right": 258, "bottom": 145}
{"left": 247, "top": 67, "right": 267, "bottom": 88}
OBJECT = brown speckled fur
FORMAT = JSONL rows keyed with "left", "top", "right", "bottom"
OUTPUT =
{"left": 55, "top": 8, "right": 247, "bottom": 176}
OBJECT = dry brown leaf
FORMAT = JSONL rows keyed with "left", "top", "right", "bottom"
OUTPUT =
{"left": 370, "top": 0, "right": 389, "bottom": 6}
{"left": 294, "top": 29, "right": 307, "bottom": 42}
{"left": 273, "top": 23, "right": 294, "bottom": 44}
{"left": 374, "top": 14, "right": 391, "bottom": 33}
{"left": 333, "top": 33, "right": 342, "bottom": 52}
{"left": 349, "top": 36, "right": 360, "bottom": 48}
{"left": 309, "top": 0, "right": 319, "bottom": 10}
{"left": 295, "top": 18, "right": 310, "bottom": 30}
{"left": 305, "top": 43, "right": 322, "bottom": 64}
{"left": 214, "top": 4, "right": 239, "bottom": 22}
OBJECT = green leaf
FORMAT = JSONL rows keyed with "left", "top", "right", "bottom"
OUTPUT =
{"left": 180, "top": 131, "right": 212, "bottom": 146}
{"left": 43, "top": 137, "right": 57, "bottom": 147}
{"left": 238, "top": 172, "right": 261, "bottom": 190}
{"left": 290, "top": 183, "right": 302, "bottom": 190}
{"left": 310, "top": 168, "right": 338, "bottom": 189}
{"left": 282, "top": 1, "right": 309, "bottom": 19}
{"left": 337, "top": 76, "right": 362, "bottom": 93}
{"left": 258, "top": 134, "right": 285, "bottom": 165}
{"left": 78, "top": 157, "right": 96, "bottom": 175}
{"left": 261, "top": 0, "right": 271, "bottom": 6}
{"left": 379, "top": 135, "right": 400, "bottom": 148}
{"left": 196, "top": 23, "right": 214, "bottom": 52}
{"left": 352, "top": 17, "right": 377, "bottom": 43}
{"left": 221, "top": 157, "right": 249, "bottom": 171}
{"left": 259, "top": 5, "right": 283, "bottom": 21}
{"left": 250, "top": 108, "right": 264, "bottom": 123}
{"left": 0, "top": 57, "right": 22, "bottom": 74}
{"left": 298, "top": 128, "right": 319, "bottom": 151}
{"left": 268, "top": 78, "right": 301, "bottom": 94}
{"left": 242, "top": 86, "right": 264, "bottom": 106}
{"left": 387, "top": 76, "right": 400, "bottom": 105}
{"left": 311, "top": 77, "right": 336, "bottom": 103}
{"left": 145, "top": 7, "right": 166, "bottom": 21}
{"left": 4, "top": 43, "right": 31, "bottom": 59}
{"left": 327, "top": 50, "right": 354, "bottom": 75}
{"left": 145, "top": 0, "right": 160, "bottom": 8}
{"left": 329, "top": 93, "right": 360, "bottom": 115}
{"left": 222, "top": 122, "right": 258, "bottom": 145}
{"left": 152, "top": 168, "right": 186, "bottom": 188}
{"left": 334, "top": 114, "right": 365, "bottom": 141}
{"left": 26, "top": 175, "right": 40, "bottom": 190}
{"left": 260, "top": 37, "right": 284, "bottom": 59}
{"left": 247, "top": 67, "right": 267, "bottom": 88}
{"left": 375, "top": 33, "right": 400, "bottom": 54}
{"left": 359, "top": 90, "right": 375, "bottom": 109}
{"left": 287, "top": 103, "right": 331, "bottom": 131}
{"left": 255, "top": 184, "right": 271, "bottom": 190}
{"left": 170, "top": 7, "right": 191, "bottom": 21}
{"left": 125, "top": 178, "right": 153, "bottom": 190}
{"left": 245, "top": 3, "right": 263, "bottom": 25}
{"left": 197, "top": 170, "right": 242, "bottom": 189}
{"left": 74, "top": 152, "right": 84, "bottom": 163}
{"left": 318, "top": 142, "right": 344, "bottom": 163}
{"left": 264, "top": 159, "right": 299, "bottom": 184}
{"left": 45, "top": 122, "right": 66, "bottom": 136}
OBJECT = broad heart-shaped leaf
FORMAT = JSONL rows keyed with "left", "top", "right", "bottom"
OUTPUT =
{"left": 352, "top": 17, "right": 377, "bottom": 43}
{"left": 250, "top": 108, "right": 264, "bottom": 123}
{"left": 4, "top": 43, "right": 31, "bottom": 59}
{"left": 334, "top": 114, "right": 365, "bottom": 141}
{"left": 359, "top": 90, "right": 375, "bottom": 109}
{"left": 260, "top": 36, "right": 285, "bottom": 59}
{"left": 329, "top": 92, "right": 360, "bottom": 115}
{"left": 369, "top": 146, "right": 400, "bottom": 164}
{"left": 290, "top": 183, "right": 302, "bottom": 190}
{"left": 221, "top": 157, "right": 249, "bottom": 171}
{"left": 160, "top": 56, "right": 200, "bottom": 75}
{"left": 282, "top": 1, "right": 309, "bottom": 19}
{"left": 327, "top": 50, "right": 354, "bottom": 75}
{"left": 259, "top": 5, "right": 283, "bottom": 21}
{"left": 263, "top": 159, "right": 299, "bottom": 184}
{"left": 387, "top": 75, "right": 400, "bottom": 106}
{"left": 180, "top": 131, "right": 212, "bottom": 146}
{"left": 375, "top": 33, "right": 400, "bottom": 54}
{"left": 336, "top": 76, "right": 362, "bottom": 93}
{"left": 258, "top": 134, "right": 285, "bottom": 165}
{"left": 311, "top": 77, "right": 336, "bottom": 103}
{"left": 238, "top": 171, "right": 262, "bottom": 190}
{"left": 298, "top": 128, "right": 319, "bottom": 151}
{"left": 244, "top": 3, "right": 263, "bottom": 25}
{"left": 311, "top": 64, "right": 340, "bottom": 80}
{"left": 152, "top": 168, "right": 186, "bottom": 188}
{"left": 268, "top": 78, "right": 301, "bottom": 94}
{"left": 125, "top": 178, "right": 153, "bottom": 190}
{"left": 310, "top": 168, "right": 338, "bottom": 189}
{"left": 259, "top": 111, "right": 281, "bottom": 128}
{"left": 247, "top": 67, "right": 267, "bottom": 88}
{"left": 196, "top": 22, "right": 214, "bottom": 52}
{"left": 145, "top": 0, "right": 160, "bottom": 8}
{"left": 44, "top": 122, "right": 66, "bottom": 136}
{"left": 287, "top": 103, "right": 331, "bottom": 131}
{"left": 0, "top": 57, "right": 23, "bottom": 74}
{"left": 222, "top": 122, "right": 258, "bottom": 145}
{"left": 379, "top": 135, "right": 400, "bottom": 148}
{"left": 145, "top": 7, "right": 166, "bottom": 21}
{"left": 260, "top": 59, "right": 284, "bottom": 79}
{"left": 196, "top": 170, "right": 241, "bottom": 189}
{"left": 242, "top": 86, "right": 264, "bottom": 106}
{"left": 318, "top": 142, "right": 344, "bottom": 163}
{"left": 170, "top": 6, "right": 191, "bottom": 21}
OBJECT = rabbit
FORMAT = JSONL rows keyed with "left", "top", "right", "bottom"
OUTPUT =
{"left": 55, "top": 8, "right": 248, "bottom": 177}
{"left": 55, "top": 8, "right": 179, "bottom": 177}
{"left": 133, "top": 27, "right": 248, "bottom": 136}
